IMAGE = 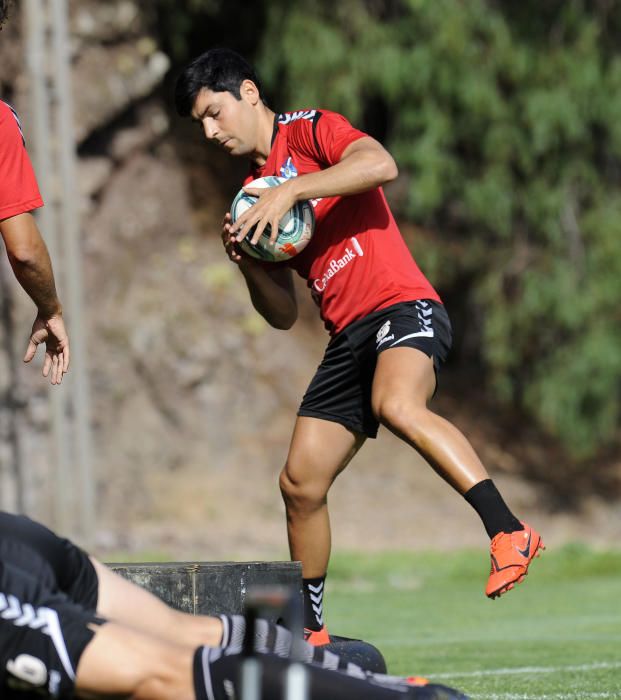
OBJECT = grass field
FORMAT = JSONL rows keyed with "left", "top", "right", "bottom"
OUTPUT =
{"left": 324, "top": 545, "right": 621, "bottom": 699}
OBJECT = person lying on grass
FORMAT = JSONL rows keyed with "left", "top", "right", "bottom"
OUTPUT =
{"left": 0, "top": 510, "right": 467, "bottom": 699}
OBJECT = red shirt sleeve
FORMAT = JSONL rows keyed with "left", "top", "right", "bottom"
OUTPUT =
{"left": 0, "top": 101, "right": 44, "bottom": 221}
{"left": 289, "top": 110, "right": 368, "bottom": 166}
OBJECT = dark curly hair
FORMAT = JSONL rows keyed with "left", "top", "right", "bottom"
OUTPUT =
{"left": 175, "top": 48, "right": 266, "bottom": 117}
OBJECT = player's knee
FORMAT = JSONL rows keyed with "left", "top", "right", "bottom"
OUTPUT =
{"left": 130, "top": 653, "right": 193, "bottom": 700}
{"left": 279, "top": 465, "right": 327, "bottom": 512}
{"left": 132, "top": 677, "right": 166, "bottom": 700}
{"left": 132, "top": 677, "right": 193, "bottom": 700}
{"left": 373, "top": 394, "right": 407, "bottom": 426}
{"left": 373, "top": 395, "right": 426, "bottom": 439}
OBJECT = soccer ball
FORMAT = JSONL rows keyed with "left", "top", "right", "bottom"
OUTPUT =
{"left": 230, "top": 175, "right": 315, "bottom": 262}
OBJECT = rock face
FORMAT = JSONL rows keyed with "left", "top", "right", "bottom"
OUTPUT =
{"left": 0, "top": 0, "right": 329, "bottom": 555}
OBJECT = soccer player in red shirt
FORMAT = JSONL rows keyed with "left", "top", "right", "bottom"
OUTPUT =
{"left": 0, "top": 3, "right": 69, "bottom": 385}
{"left": 175, "top": 49, "right": 544, "bottom": 645}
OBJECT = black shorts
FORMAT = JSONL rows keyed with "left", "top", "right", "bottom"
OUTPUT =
{"left": 298, "top": 300, "right": 452, "bottom": 438}
{"left": 0, "top": 514, "right": 103, "bottom": 698}
{"left": 0, "top": 514, "right": 98, "bottom": 610}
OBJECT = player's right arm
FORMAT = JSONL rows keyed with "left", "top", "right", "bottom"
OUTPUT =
{"left": 222, "top": 212, "right": 297, "bottom": 329}
{"left": 0, "top": 212, "right": 70, "bottom": 384}
{"left": 0, "top": 102, "right": 70, "bottom": 384}
{"left": 1, "top": 212, "right": 62, "bottom": 319}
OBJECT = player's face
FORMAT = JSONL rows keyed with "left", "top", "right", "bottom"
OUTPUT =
{"left": 191, "top": 81, "right": 260, "bottom": 157}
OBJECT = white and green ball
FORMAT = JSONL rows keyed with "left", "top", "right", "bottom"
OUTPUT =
{"left": 230, "top": 175, "right": 315, "bottom": 262}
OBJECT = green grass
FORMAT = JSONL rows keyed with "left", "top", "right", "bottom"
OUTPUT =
{"left": 324, "top": 545, "right": 621, "bottom": 699}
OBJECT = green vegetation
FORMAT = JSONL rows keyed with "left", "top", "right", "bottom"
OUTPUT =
{"left": 153, "top": 0, "right": 621, "bottom": 469}
{"left": 257, "top": 0, "right": 621, "bottom": 464}
{"left": 326, "top": 547, "right": 621, "bottom": 698}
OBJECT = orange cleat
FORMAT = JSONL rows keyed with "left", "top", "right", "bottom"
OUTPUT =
{"left": 303, "top": 625, "right": 331, "bottom": 646}
{"left": 406, "top": 676, "right": 430, "bottom": 686}
{"left": 486, "top": 521, "right": 544, "bottom": 599}
{"left": 407, "top": 678, "right": 470, "bottom": 698}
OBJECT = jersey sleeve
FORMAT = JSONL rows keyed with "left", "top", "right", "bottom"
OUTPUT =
{"left": 289, "top": 110, "right": 368, "bottom": 166}
{"left": 0, "top": 102, "right": 44, "bottom": 221}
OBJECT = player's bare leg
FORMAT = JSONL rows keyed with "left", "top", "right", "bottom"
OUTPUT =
{"left": 77, "top": 620, "right": 469, "bottom": 700}
{"left": 280, "top": 417, "right": 365, "bottom": 577}
{"left": 279, "top": 416, "right": 365, "bottom": 641}
{"left": 75, "top": 621, "right": 195, "bottom": 699}
{"left": 91, "top": 558, "right": 223, "bottom": 648}
{"left": 371, "top": 346, "right": 543, "bottom": 598}
{"left": 371, "top": 347, "right": 488, "bottom": 492}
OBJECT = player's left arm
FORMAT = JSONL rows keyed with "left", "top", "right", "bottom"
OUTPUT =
{"left": 286, "top": 136, "right": 398, "bottom": 200}
{"left": 234, "top": 137, "right": 398, "bottom": 246}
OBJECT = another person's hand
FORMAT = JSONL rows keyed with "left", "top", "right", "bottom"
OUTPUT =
{"left": 23, "top": 312, "right": 70, "bottom": 385}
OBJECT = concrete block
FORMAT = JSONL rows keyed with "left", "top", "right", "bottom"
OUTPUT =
{"left": 108, "top": 561, "right": 303, "bottom": 622}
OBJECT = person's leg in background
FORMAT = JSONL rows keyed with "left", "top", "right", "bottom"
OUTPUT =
{"left": 279, "top": 416, "right": 366, "bottom": 644}
{"left": 371, "top": 341, "right": 543, "bottom": 599}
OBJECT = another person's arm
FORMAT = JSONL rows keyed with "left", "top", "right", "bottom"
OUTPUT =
{"left": 0, "top": 212, "right": 70, "bottom": 384}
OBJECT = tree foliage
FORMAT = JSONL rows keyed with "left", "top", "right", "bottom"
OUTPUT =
{"left": 155, "top": 0, "right": 621, "bottom": 462}
{"left": 254, "top": 0, "right": 621, "bottom": 460}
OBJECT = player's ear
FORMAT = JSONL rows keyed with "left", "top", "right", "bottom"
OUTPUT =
{"left": 240, "top": 79, "right": 260, "bottom": 106}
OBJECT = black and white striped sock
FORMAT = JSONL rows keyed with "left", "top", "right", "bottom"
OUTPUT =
{"left": 217, "top": 614, "right": 404, "bottom": 681}
{"left": 217, "top": 614, "right": 311, "bottom": 661}
{"left": 303, "top": 575, "right": 326, "bottom": 630}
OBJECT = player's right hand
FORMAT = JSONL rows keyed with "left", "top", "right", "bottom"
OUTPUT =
{"left": 23, "top": 312, "right": 70, "bottom": 385}
{"left": 221, "top": 212, "right": 243, "bottom": 264}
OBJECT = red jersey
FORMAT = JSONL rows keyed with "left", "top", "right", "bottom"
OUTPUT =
{"left": 247, "top": 109, "right": 441, "bottom": 336}
{"left": 0, "top": 100, "right": 43, "bottom": 221}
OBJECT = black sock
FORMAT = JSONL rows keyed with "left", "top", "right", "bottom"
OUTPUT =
{"left": 464, "top": 479, "right": 522, "bottom": 539}
{"left": 303, "top": 575, "right": 326, "bottom": 630}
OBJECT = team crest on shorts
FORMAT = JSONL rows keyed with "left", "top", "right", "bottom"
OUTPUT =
{"left": 376, "top": 320, "right": 391, "bottom": 344}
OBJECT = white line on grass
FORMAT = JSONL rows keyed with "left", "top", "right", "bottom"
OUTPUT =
{"left": 476, "top": 694, "right": 619, "bottom": 700}
{"left": 382, "top": 634, "right": 621, "bottom": 647}
{"left": 431, "top": 660, "right": 621, "bottom": 679}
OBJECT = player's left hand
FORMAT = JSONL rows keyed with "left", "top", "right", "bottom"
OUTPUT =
{"left": 232, "top": 180, "right": 297, "bottom": 246}
{"left": 23, "top": 312, "right": 70, "bottom": 385}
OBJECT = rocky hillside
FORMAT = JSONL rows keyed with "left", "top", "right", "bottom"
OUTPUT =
{"left": 0, "top": 0, "right": 341, "bottom": 552}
